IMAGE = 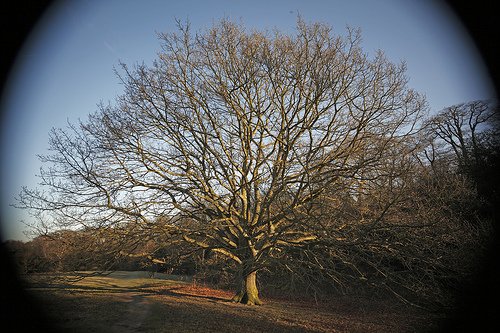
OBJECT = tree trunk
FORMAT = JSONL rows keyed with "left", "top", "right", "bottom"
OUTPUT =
{"left": 231, "top": 270, "right": 263, "bottom": 305}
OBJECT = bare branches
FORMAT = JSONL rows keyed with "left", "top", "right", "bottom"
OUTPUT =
{"left": 16, "top": 17, "right": 431, "bottom": 305}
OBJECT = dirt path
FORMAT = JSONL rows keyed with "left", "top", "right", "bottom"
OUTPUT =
{"left": 113, "top": 292, "right": 151, "bottom": 333}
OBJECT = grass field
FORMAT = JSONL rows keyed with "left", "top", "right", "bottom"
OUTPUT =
{"left": 19, "top": 271, "right": 446, "bottom": 332}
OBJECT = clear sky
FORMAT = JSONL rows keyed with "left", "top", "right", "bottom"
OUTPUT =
{"left": 0, "top": 0, "right": 496, "bottom": 241}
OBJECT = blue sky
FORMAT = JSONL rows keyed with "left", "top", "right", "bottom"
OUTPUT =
{"left": 0, "top": 0, "right": 496, "bottom": 241}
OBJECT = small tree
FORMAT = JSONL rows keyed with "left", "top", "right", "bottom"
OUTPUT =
{"left": 17, "top": 17, "right": 426, "bottom": 305}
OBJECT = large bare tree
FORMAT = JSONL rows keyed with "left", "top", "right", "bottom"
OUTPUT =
{"left": 17, "top": 18, "right": 427, "bottom": 305}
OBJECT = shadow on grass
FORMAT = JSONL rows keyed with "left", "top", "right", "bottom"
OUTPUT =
{"left": 143, "top": 291, "right": 327, "bottom": 333}
{"left": 19, "top": 272, "right": 444, "bottom": 333}
{"left": 151, "top": 285, "right": 233, "bottom": 304}
{"left": 23, "top": 271, "right": 191, "bottom": 293}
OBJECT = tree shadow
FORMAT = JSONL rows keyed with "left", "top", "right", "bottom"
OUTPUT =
{"left": 21, "top": 272, "right": 189, "bottom": 296}
{"left": 150, "top": 286, "right": 233, "bottom": 304}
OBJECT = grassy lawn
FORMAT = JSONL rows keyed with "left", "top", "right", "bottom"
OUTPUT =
{"left": 141, "top": 284, "right": 442, "bottom": 333}
{"left": 20, "top": 272, "right": 445, "bottom": 332}
{"left": 21, "top": 271, "right": 191, "bottom": 333}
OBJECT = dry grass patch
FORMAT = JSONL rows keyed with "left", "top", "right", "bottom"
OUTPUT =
{"left": 27, "top": 287, "right": 129, "bottom": 332}
{"left": 21, "top": 271, "right": 188, "bottom": 332}
{"left": 21, "top": 272, "right": 445, "bottom": 332}
{"left": 140, "top": 284, "right": 444, "bottom": 333}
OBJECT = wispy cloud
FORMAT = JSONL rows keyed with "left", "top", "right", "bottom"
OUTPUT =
{"left": 103, "top": 40, "right": 118, "bottom": 55}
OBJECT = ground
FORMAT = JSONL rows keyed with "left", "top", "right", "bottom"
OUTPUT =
{"left": 19, "top": 271, "right": 445, "bottom": 332}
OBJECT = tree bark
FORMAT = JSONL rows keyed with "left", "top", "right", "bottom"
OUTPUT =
{"left": 231, "top": 270, "right": 263, "bottom": 305}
